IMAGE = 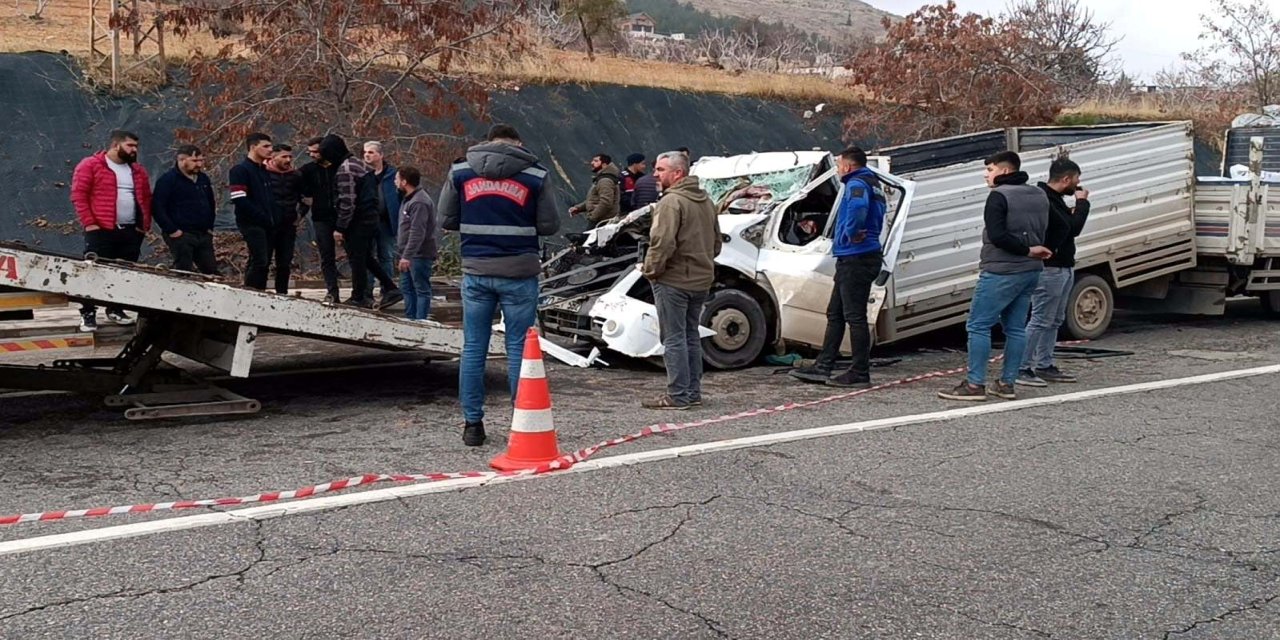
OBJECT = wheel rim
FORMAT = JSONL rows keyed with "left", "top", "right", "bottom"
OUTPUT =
{"left": 708, "top": 307, "right": 750, "bottom": 352}
{"left": 1074, "top": 285, "right": 1108, "bottom": 332}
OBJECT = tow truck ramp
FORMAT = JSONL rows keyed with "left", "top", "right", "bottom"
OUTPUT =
{"left": 0, "top": 242, "right": 492, "bottom": 419}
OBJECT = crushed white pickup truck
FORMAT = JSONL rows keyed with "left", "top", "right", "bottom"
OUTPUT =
{"left": 539, "top": 151, "right": 916, "bottom": 369}
{"left": 540, "top": 121, "right": 1280, "bottom": 369}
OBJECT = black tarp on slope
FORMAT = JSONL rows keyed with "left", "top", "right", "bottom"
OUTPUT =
{"left": 0, "top": 52, "right": 846, "bottom": 257}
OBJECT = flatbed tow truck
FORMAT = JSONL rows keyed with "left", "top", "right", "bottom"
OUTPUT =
{"left": 0, "top": 242, "right": 496, "bottom": 419}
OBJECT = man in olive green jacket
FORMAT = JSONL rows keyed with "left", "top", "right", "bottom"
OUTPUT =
{"left": 569, "top": 153, "right": 621, "bottom": 225}
{"left": 641, "top": 151, "right": 722, "bottom": 410}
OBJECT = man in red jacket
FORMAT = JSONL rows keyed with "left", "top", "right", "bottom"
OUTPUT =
{"left": 70, "top": 129, "right": 152, "bottom": 332}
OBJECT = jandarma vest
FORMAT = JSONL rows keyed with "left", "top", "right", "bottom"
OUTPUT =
{"left": 450, "top": 161, "right": 548, "bottom": 259}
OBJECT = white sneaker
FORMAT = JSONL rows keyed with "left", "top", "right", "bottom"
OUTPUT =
{"left": 105, "top": 310, "right": 135, "bottom": 326}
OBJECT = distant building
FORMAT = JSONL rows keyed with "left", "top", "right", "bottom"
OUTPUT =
{"left": 619, "top": 13, "right": 656, "bottom": 37}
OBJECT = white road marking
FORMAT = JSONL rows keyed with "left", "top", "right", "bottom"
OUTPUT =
{"left": 2, "top": 363, "right": 1277, "bottom": 557}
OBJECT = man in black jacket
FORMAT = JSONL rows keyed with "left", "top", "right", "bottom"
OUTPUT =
{"left": 1017, "top": 158, "right": 1092, "bottom": 387}
{"left": 300, "top": 136, "right": 340, "bottom": 302}
{"left": 152, "top": 144, "right": 218, "bottom": 274}
{"left": 322, "top": 134, "right": 402, "bottom": 309}
{"left": 230, "top": 132, "right": 283, "bottom": 290}
{"left": 264, "top": 143, "right": 306, "bottom": 294}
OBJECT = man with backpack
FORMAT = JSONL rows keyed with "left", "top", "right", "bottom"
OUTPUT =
{"left": 320, "top": 134, "right": 403, "bottom": 309}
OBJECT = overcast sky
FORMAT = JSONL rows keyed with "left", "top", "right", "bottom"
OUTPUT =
{"left": 866, "top": 0, "right": 1280, "bottom": 81}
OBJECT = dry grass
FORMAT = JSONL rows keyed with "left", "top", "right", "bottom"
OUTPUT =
{"left": 468, "top": 48, "right": 858, "bottom": 105}
{"left": 1, "top": 2, "right": 855, "bottom": 104}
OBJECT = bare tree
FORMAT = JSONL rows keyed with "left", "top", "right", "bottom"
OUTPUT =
{"left": 559, "top": 0, "right": 625, "bottom": 61}
{"left": 1186, "top": 0, "right": 1280, "bottom": 108}
{"left": 1004, "top": 0, "right": 1119, "bottom": 103}
{"left": 531, "top": 3, "right": 579, "bottom": 49}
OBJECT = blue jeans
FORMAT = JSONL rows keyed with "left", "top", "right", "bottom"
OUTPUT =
{"left": 966, "top": 270, "right": 1041, "bottom": 386}
{"left": 368, "top": 221, "right": 397, "bottom": 294}
{"left": 653, "top": 282, "right": 709, "bottom": 404}
{"left": 400, "top": 259, "right": 434, "bottom": 321}
{"left": 460, "top": 274, "right": 539, "bottom": 424}
{"left": 1021, "top": 267, "right": 1074, "bottom": 371}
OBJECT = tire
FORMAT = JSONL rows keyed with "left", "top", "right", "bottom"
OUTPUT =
{"left": 1064, "top": 274, "right": 1114, "bottom": 340}
{"left": 699, "top": 288, "right": 768, "bottom": 370}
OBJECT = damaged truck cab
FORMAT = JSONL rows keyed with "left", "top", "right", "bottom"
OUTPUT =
{"left": 538, "top": 151, "right": 916, "bottom": 369}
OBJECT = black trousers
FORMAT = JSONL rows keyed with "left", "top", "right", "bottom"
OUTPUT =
{"left": 240, "top": 224, "right": 296, "bottom": 294}
{"left": 342, "top": 223, "right": 396, "bottom": 303}
{"left": 82, "top": 227, "right": 143, "bottom": 318}
{"left": 815, "top": 252, "right": 882, "bottom": 379}
{"left": 312, "top": 219, "right": 340, "bottom": 296}
{"left": 164, "top": 229, "right": 217, "bottom": 275}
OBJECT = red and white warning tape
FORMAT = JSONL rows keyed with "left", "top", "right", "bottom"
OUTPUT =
{"left": 3, "top": 345, "right": 1086, "bottom": 526}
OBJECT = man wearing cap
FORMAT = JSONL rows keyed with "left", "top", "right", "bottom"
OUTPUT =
{"left": 620, "top": 153, "right": 647, "bottom": 214}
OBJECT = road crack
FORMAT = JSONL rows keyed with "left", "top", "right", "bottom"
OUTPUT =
{"left": 1162, "top": 593, "right": 1280, "bottom": 638}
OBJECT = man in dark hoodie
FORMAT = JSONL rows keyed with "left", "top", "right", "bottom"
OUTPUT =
{"left": 301, "top": 136, "right": 341, "bottom": 303}
{"left": 264, "top": 143, "right": 306, "bottom": 294}
{"left": 939, "top": 151, "right": 1052, "bottom": 402}
{"left": 230, "top": 132, "right": 284, "bottom": 291}
{"left": 640, "top": 151, "right": 722, "bottom": 411}
{"left": 152, "top": 144, "right": 217, "bottom": 275}
{"left": 394, "top": 166, "right": 437, "bottom": 321}
{"left": 438, "top": 124, "right": 561, "bottom": 447}
{"left": 321, "top": 134, "right": 403, "bottom": 309}
{"left": 569, "top": 153, "right": 621, "bottom": 225}
{"left": 790, "top": 146, "right": 886, "bottom": 389}
{"left": 1017, "top": 157, "right": 1091, "bottom": 388}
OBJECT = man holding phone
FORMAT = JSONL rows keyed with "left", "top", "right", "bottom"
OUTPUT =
{"left": 1017, "top": 157, "right": 1092, "bottom": 387}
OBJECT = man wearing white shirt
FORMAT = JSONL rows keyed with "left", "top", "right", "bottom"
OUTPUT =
{"left": 69, "top": 130, "right": 153, "bottom": 332}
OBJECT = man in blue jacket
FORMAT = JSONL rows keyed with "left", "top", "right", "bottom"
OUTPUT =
{"left": 229, "top": 132, "right": 284, "bottom": 290}
{"left": 438, "top": 124, "right": 561, "bottom": 447}
{"left": 152, "top": 144, "right": 217, "bottom": 274}
{"left": 790, "top": 146, "right": 886, "bottom": 389}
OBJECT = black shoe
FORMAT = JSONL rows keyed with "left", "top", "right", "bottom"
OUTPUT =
{"left": 79, "top": 315, "right": 98, "bottom": 333}
{"left": 1015, "top": 369, "right": 1048, "bottom": 387}
{"left": 938, "top": 381, "right": 988, "bottom": 402}
{"left": 343, "top": 297, "right": 374, "bottom": 309}
{"left": 105, "top": 310, "right": 135, "bottom": 326}
{"left": 789, "top": 366, "right": 833, "bottom": 384}
{"left": 377, "top": 289, "right": 404, "bottom": 310}
{"left": 825, "top": 371, "right": 872, "bottom": 389}
{"left": 322, "top": 292, "right": 338, "bottom": 305}
{"left": 463, "top": 421, "right": 486, "bottom": 447}
{"left": 1035, "top": 366, "right": 1077, "bottom": 383}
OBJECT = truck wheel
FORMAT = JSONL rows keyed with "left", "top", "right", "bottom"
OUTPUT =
{"left": 1064, "top": 274, "right": 1114, "bottom": 340}
{"left": 700, "top": 288, "right": 767, "bottom": 370}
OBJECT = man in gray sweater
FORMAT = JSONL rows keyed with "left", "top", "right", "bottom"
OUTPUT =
{"left": 394, "top": 166, "right": 438, "bottom": 321}
{"left": 939, "top": 150, "right": 1051, "bottom": 402}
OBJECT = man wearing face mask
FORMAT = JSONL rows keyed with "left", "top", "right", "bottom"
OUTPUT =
{"left": 70, "top": 129, "right": 153, "bottom": 332}
{"left": 151, "top": 144, "right": 217, "bottom": 275}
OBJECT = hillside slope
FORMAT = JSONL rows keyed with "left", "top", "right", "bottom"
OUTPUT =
{"left": 678, "top": 0, "right": 894, "bottom": 42}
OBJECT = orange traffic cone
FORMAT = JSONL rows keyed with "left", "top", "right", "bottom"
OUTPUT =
{"left": 490, "top": 327, "right": 564, "bottom": 471}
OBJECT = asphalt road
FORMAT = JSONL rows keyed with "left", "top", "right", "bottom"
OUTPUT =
{"left": 0, "top": 304, "right": 1278, "bottom": 639}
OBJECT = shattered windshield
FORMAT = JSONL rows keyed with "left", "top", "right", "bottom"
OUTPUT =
{"left": 698, "top": 164, "right": 817, "bottom": 210}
